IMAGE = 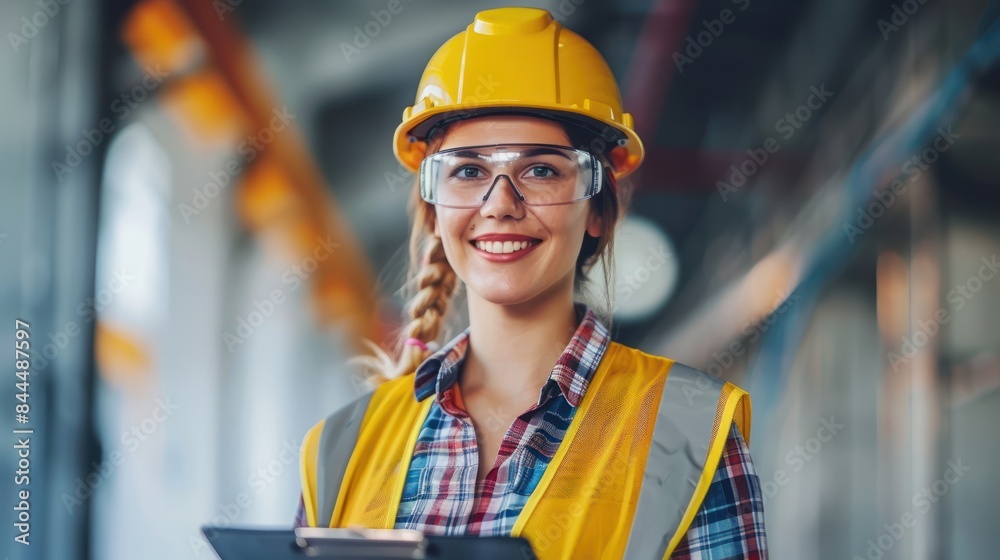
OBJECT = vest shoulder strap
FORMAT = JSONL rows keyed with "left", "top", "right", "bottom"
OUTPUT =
{"left": 624, "top": 361, "right": 751, "bottom": 559}
{"left": 299, "top": 389, "right": 374, "bottom": 527}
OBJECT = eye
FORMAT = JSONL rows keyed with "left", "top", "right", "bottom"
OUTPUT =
{"left": 527, "top": 165, "right": 558, "bottom": 178}
{"left": 451, "top": 165, "right": 485, "bottom": 179}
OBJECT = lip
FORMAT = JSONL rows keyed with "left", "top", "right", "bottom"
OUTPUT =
{"left": 470, "top": 236, "right": 543, "bottom": 263}
{"left": 470, "top": 233, "right": 541, "bottom": 242}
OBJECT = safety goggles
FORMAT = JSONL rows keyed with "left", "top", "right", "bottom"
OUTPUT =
{"left": 418, "top": 143, "right": 603, "bottom": 208}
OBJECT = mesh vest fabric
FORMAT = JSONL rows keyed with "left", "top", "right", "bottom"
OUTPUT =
{"left": 299, "top": 342, "right": 750, "bottom": 559}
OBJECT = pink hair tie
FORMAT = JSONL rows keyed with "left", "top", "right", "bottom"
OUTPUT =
{"left": 404, "top": 337, "right": 428, "bottom": 351}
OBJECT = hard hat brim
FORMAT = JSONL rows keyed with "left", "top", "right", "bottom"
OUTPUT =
{"left": 393, "top": 103, "right": 644, "bottom": 179}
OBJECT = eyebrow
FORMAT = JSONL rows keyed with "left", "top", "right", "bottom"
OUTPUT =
{"left": 448, "top": 147, "right": 574, "bottom": 160}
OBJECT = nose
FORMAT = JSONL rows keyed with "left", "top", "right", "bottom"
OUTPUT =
{"left": 479, "top": 174, "right": 526, "bottom": 220}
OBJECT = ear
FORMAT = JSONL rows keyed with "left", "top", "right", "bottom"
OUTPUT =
{"left": 432, "top": 212, "right": 441, "bottom": 238}
{"left": 585, "top": 205, "right": 603, "bottom": 238}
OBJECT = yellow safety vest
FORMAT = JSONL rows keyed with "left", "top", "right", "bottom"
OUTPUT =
{"left": 300, "top": 341, "right": 751, "bottom": 559}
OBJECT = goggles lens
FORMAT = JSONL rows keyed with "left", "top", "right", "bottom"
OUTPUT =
{"left": 419, "top": 144, "right": 602, "bottom": 208}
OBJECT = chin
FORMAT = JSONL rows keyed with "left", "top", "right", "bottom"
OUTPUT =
{"left": 466, "top": 282, "right": 539, "bottom": 307}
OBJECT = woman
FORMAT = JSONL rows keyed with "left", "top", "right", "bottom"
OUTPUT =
{"left": 295, "top": 7, "right": 767, "bottom": 559}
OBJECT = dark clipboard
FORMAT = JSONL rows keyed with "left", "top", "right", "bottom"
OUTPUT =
{"left": 200, "top": 525, "right": 537, "bottom": 559}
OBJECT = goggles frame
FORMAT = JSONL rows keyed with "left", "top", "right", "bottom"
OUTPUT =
{"left": 418, "top": 143, "right": 604, "bottom": 208}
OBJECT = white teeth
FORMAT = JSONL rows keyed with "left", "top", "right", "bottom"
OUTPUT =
{"left": 475, "top": 240, "right": 537, "bottom": 254}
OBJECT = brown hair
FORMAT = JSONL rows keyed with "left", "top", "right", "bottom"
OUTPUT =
{"left": 350, "top": 119, "right": 634, "bottom": 385}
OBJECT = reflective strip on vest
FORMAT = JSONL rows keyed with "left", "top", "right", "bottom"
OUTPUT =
{"left": 316, "top": 390, "right": 374, "bottom": 527}
{"left": 623, "top": 363, "right": 725, "bottom": 560}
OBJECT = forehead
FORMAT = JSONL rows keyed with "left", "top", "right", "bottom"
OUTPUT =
{"left": 437, "top": 115, "right": 571, "bottom": 150}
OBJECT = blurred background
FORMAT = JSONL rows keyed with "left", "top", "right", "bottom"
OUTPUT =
{"left": 1, "top": 0, "right": 999, "bottom": 558}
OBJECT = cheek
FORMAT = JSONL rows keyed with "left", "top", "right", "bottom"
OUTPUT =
{"left": 540, "top": 207, "right": 589, "bottom": 241}
{"left": 435, "top": 210, "right": 470, "bottom": 254}
{"left": 435, "top": 209, "right": 459, "bottom": 236}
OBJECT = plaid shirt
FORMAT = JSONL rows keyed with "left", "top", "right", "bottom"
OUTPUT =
{"left": 295, "top": 302, "right": 767, "bottom": 558}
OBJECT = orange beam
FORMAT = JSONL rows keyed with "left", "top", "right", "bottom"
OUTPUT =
{"left": 173, "top": 0, "right": 385, "bottom": 345}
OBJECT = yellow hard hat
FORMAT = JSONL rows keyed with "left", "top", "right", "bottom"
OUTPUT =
{"left": 393, "top": 7, "right": 644, "bottom": 178}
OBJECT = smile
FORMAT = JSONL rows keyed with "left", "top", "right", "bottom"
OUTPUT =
{"left": 469, "top": 238, "right": 543, "bottom": 262}
{"left": 472, "top": 239, "right": 540, "bottom": 254}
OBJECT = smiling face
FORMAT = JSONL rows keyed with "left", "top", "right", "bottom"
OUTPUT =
{"left": 430, "top": 115, "right": 604, "bottom": 307}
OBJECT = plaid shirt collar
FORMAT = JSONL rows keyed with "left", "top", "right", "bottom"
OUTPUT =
{"left": 413, "top": 302, "right": 611, "bottom": 408}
